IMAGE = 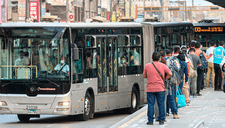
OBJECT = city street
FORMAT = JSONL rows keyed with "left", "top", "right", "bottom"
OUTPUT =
{"left": 0, "top": 111, "right": 129, "bottom": 128}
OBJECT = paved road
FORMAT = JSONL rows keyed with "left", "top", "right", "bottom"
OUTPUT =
{"left": 0, "top": 111, "right": 129, "bottom": 128}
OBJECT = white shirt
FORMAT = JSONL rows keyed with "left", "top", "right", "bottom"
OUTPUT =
{"left": 206, "top": 47, "right": 214, "bottom": 63}
{"left": 54, "top": 64, "right": 69, "bottom": 73}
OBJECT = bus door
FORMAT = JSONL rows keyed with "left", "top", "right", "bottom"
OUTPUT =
{"left": 107, "top": 35, "right": 118, "bottom": 92}
{"left": 96, "top": 36, "right": 107, "bottom": 93}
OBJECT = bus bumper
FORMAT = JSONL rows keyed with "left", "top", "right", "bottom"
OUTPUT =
{"left": 0, "top": 93, "right": 73, "bottom": 115}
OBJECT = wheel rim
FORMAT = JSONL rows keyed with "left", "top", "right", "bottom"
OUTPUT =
{"left": 84, "top": 97, "right": 91, "bottom": 116}
{"left": 132, "top": 92, "right": 137, "bottom": 108}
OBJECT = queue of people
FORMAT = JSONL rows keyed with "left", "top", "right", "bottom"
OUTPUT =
{"left": 144, "top": 40, "right": 225, "bottom": 125}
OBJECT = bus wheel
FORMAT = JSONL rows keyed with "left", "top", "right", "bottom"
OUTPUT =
{"left": 17, "top": 114, "right": 30, "bottom": 122}
{"left": 79, "top": 92, "right": 92, "bottom": 121}
{"left": 127, "top": 87, "right": 140, "bottom": 114}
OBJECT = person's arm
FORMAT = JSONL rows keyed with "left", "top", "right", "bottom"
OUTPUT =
{"left": 203, "top": 51, "right": 212, "bottom": 60}
{"left": 143, "top": 66, "right": 147, "bottom": 78}
{"left": 197, "top": 58, "right": 202, "bottom": 68}
{"left": 184, "top": 62, "right": 189, "bottom": 82}
{"left": 165, "top": 65, "right": 172, "bottom": 80}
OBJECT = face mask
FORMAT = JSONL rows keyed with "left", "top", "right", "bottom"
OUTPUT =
{"left": 121, "top": 59, "right": 125, "bottom": 63}
{"left": 60, "top": 60, "right": 65, "bottom": 64}
{"left": 98, "top": 44, "right": 100, "bottom": 47}
{"left": 109, "top": 44, "right": 112, "bottom": 47}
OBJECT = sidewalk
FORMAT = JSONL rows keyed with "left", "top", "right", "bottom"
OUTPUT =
{"left": 110, "top": 88, "right": 225, "bottom": 128}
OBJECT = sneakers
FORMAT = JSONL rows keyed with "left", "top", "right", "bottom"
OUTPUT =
{"left": 196, "top": 93, "right": 202, "bottom": 96}
{"left": 146, "top": 122, "right": 153, "bottom": 125}
{"left": 159, "top": 121, "right": 164, "bottom": 125}
{"left": 173, "top": 114, "right": 179, "bottom": 119}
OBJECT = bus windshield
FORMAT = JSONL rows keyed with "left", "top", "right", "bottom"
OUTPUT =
{"left": 0, "top": 27, "right": 70, "bottom": 81}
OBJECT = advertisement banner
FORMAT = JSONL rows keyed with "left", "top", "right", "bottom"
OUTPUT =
{"left": 29, "top": 1, "right": 39, "bottom": 21}
{"left": 112, "top": 11, "right": 116, "bottom": 22}
{"left": 69, "top": 0, "right": 74, "bottom": 22}
{"left": 52, "top": 0, "right": 66, "bottom": 6}
{"left": 42, "top": 3, "right": 46, "bottom": 18}
{"left": 18, "top": 0, "right": 26, "bottom": 20}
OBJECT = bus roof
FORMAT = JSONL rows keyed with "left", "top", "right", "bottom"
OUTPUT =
{"left": 0, "top": 22, "right": 143, "bottom": 28}
{"left": 142, "top": 22, "right": 193, "bottom": 27}
{"left": 193, "top": 23, "right": 225, "bottom": 27}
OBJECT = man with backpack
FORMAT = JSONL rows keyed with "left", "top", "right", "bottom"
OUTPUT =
{"left": 213, "top": 41, "right": 225, "bottom": 91}
{"left": 165, "top": 49, "right": 179, "bottom": 119}
{"left": 195, "top": 42, "right": 212, "bottom": 96}
{"left": 189, "top": 48, "right": 201, "bottom": 96}
{"left": 206, "top": 42, "right": 216, "bottom": 88}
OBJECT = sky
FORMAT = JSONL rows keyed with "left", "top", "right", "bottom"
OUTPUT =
{"left": 171, "top": 0, "right": 214, "bottom": 6}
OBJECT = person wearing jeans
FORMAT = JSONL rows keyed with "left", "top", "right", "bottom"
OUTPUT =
{"left": 143, "top": 52, "right": 172, "bottom": 125}
{"left": 213, "top": 41, "right": 225, "bottom": 91}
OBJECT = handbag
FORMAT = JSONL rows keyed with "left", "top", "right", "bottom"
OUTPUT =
{"left": 176, "top": 86, "right": 186, "bottom": 108}
{"left": 152, "top": 62, "right": 166, "bottom": 88}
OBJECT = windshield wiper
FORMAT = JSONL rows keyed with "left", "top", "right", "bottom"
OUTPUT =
{"left": 45, "top": 78, "right": 60, "bottom": 88}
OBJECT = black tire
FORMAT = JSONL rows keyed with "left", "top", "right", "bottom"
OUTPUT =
{"left": 79, "top": 92, "right": 92, "bottom": 121}
{"left": 17, "top": 114, "right": 30, "bottom": 122}
{"left": 127, "top": 87, "right": 140, "bottom": 114}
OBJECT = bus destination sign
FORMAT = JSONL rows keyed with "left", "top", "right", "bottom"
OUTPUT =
{"left": 195, "top": 27, "right": 223, "bottom": 33}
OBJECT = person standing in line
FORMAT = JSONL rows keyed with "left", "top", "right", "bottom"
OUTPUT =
{"left": 165, "top": 50, "right": 179, "bottom": 119}
{"left": 213, "top": 41, "right": 225, "bottom": 91}
{"left": 188, "top": 48, "right": 201, "bottom": 96}
{"left": 177, "top": 52, "right": 189, "bottom": 93}
{"left": 144, "top": 52, "right": 172, "bottom": 125}
{"left": 181, "top": 46, "right": 192, "bottom": 105}
{"left": 206, "top": 41, "right": 216, "bottom": 88}
{"left": 195, "top": 42, "right": 212, "bottom": 96}
{"left": 160, "top": 50, "right": 167, "bottom": 65}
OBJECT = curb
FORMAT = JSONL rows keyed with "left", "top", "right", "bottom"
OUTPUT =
{"left": 109, "top": 105, "right": 147, "bottom": 128}
{"left": 193, "top": 120, "right": 204, "bottom": 128}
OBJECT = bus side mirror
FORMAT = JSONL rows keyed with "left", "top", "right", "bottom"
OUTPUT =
{"left": 72, "top": 44, "right": 79, "bottom": 61}
{"left": 72, "top": 48, "right": 79, "bottom": 61}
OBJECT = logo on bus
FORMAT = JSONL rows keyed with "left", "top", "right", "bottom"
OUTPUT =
{"left": 37, "top": 87, "right": 56, "bottom": 91}
{"left": 195, "top": 27, "right": 223, "bottom": 33}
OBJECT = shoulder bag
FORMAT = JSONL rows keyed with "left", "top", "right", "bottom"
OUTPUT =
{"left": 152, "top": 62, "right": 167, "bottom": 88}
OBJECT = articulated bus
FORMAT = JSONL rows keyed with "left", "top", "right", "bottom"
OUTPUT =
{"left": 0, "top": 22, "right": 193, "bottom": 121}
{"left": 193, "top": 23, "right": 225, "bottom": 51}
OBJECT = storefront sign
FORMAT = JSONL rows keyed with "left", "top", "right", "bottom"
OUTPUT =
{"left": 29, "top": 1, "right": 39, "bottom": 22}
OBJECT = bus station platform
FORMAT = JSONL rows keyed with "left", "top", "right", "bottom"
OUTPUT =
{"left": 110, "top": 88, "right": 225, "bottom": 128}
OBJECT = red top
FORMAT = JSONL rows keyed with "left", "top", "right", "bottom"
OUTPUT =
{"left": 143, "top": 62, "right": 171, "bottom": 92}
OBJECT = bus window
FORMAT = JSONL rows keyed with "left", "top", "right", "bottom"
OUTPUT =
{"left": 130, "top": 35, "right": 141, "bottom": 46}
{"left": 118, "top": 36, "right": 129, "bottom": 47}
{"left": 118, "top": 48, "right": 127, "bottom": 75}
{"left": 170, "top": 34, "right": 178, "bottom": 44}
{"left": 85, "top": 36, "right": 95, "bottom": 48}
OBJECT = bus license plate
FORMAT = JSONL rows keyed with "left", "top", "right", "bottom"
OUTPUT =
{"left": 26, "top": 106, "right": 38, "bottom": 110}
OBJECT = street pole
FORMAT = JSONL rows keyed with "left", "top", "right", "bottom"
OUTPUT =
{"left": 191, "top": 0, "right": 194, "bottom": 23}
{"left": 40, "top": 0, "right": 42, "bottom": 22}
{"left": 83, "top": 0, "right": 85, "bottom": 22}
{"left": 97, "top": 0, "right": 102, "bottom": 16}
{"left": 129, "top": 0, "right": 131, "bottom": 17}
{"left": 185, "top": 0, "right": 187, "bottom": 21}
{"left": 143, "top": 0, "right": 145, "bottom": 18}
{"left": 110, "top": 0, "right": 112, "bottom": 22}
{"left": 66, "top": 0, "right": 69, "bottom": 22}
{"left": 89, "top": 0, "right": 91, "bottom": 18}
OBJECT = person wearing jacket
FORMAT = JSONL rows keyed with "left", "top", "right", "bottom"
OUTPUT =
{"left": 177, "top": 52, "right": 189, "bottom": 90}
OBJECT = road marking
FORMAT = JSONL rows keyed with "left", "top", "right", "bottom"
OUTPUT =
{"left": 131, "top": 124, "right": 138, "bottom": 127}
{"left": 118, "top": 110, "right": 147, "bottom": 128}
{"left": 46, "top": 124, "right": 55, "bottom": 128}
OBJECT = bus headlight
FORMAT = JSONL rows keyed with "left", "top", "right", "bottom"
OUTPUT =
{"left": 58, "top": 102, "right": 70, "bottom": 107}
{"left": 0, "top": 101, "right": 7, "bottom": 106}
